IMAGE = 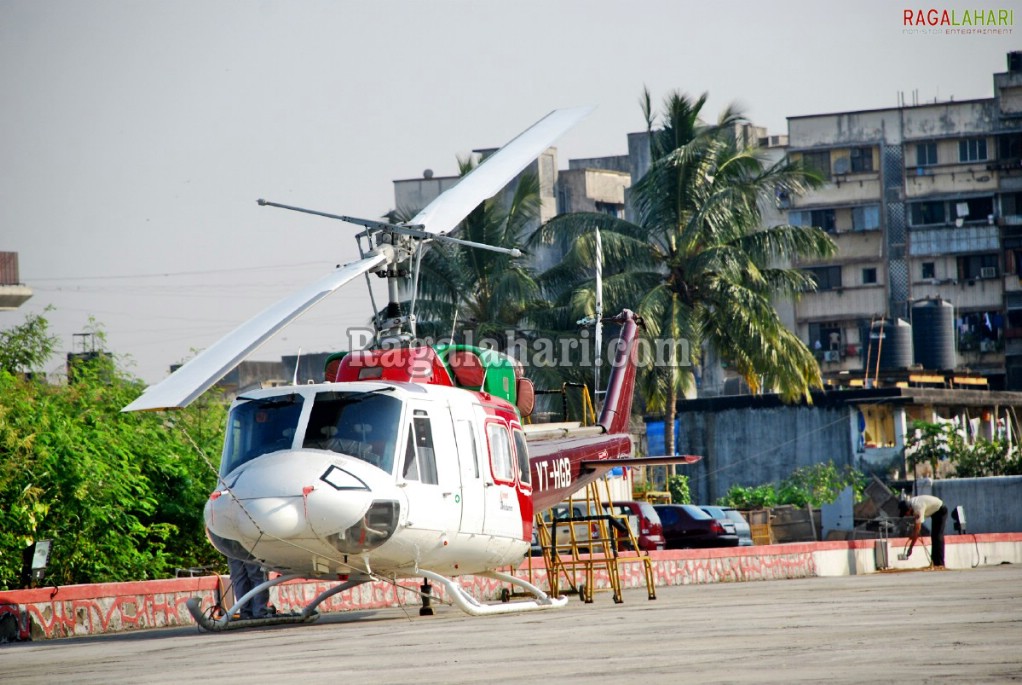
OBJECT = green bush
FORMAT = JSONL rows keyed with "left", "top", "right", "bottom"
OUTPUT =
{"left": 719, "top": 462, "right": 864, "bottom": 510}
{"left": 667, "top": 474, "right": 690, "bottom": 504}
{"left": 0, "top": 316, "right": 227, "bottom": 589}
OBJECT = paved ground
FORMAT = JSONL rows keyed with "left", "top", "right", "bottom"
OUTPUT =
{"left": 2, "top": 564, "right": 1020, "bottom": 684}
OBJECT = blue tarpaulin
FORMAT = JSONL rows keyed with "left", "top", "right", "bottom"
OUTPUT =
{"left": 645, "top": 418, "right": 682, "bottom": 456}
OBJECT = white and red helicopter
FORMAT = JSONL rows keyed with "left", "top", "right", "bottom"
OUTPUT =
{"left": 123, "top": 107, "right": 697, "bottom": 629}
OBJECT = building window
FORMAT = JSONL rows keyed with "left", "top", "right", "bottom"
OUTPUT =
{"left": 909, "top": 200, "right": 946, "bottom": 226}
{"left": 862, "top": 268, "right": 877, "bottom": 285}
{"left": 806, "top": 265, "right": 842, "bottom": 291}
{"left": 998, "top": 134, "right": 1022, "bottom": 162}
{"left": 957, "top": 254, "right": 998, "bottom": 280}
{"left": 790, "top": 208, "right": 836, "bottom": 233}
{"left": 1002, "top": 192, "right": 1022, "bottom": 219}
{"left": 953, "top": 196, "right": 994, "bottom": 224}
{"left": 850, "top": 147, "right": 874, "bottom": 173}
{"left": 916, "top": 142, "right": 938, "bottom": 166}
{"left": 594, "top": 201, "right": 624, "bottom": 218}
{"left": 922, "top": 262, "right": 936, "bottom": 279}
{"left": 851, "top": 205, "right": 880, "bottom": 231}
{"left": 808, "top": 323, "right": 842, "bottom": 352}
{"left": 959, "top": 138, "right": 988, "bottom": 163}
{"left": 801, "top": 151, "right": 831, "bottom": 181}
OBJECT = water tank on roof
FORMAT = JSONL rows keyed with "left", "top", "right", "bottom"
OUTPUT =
{"left": 869, "top": 318, "right": 913, "bottom": 370}
{"left": 912, "top": 298, "right": 956, "bottom": 371}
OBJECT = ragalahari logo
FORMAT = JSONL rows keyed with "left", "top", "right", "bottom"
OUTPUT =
{"left": 903, "top": 8, "right": 1015, "bottom": 35}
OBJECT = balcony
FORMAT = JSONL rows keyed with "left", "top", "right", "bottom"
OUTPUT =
{"left": 795, "top": 285, "right": 887, "bottom": 322}
{"left": 0, "top": 284, "right": 32, "bottom": 310}
{"left": 908, "top": 225, "right": 999, "bottom": 257}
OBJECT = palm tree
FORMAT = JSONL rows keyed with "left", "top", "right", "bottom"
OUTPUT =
{"left": 389, "top": 156, "right": 544, "bottom": 349}
{"left": 535, "top": 89, "right": 837, "bottom": 456}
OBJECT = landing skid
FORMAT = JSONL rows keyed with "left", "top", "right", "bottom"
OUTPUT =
{"left": 187, "top": 573, "right": 373, "bottom": 632}
{"left": 418, "top": 569, "right": 567, "bottom": 616}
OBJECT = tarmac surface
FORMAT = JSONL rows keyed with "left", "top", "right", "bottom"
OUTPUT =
{"left": 2, "top": 564, "right": 1020, "bottom": 684}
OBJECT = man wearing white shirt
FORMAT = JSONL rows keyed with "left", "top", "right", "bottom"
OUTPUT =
{"left": 898, "top": 494, "right": 948, "bottom": 567}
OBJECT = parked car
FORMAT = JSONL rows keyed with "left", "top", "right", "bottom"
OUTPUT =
{"left": 700, "top": 505, "right": 753, "bottom": 546}
{"left": 531, "top": 500, "right": 607, "bottom": 555}
{"left": 653, "top": 504, "right": 740, "bottom": 549}
{"left": 605, "top": 500, "right": 666, "bottom": 551}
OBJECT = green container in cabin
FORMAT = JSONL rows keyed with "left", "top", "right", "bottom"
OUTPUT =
{"left": 433, "top": 343, "right": 518, "bottom": 405}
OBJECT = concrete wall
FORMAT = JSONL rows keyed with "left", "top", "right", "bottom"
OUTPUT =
{"left": 788, "top": 109, "right": 901, "bottom": 148}
{"left": 5, "top": 534, "right": 1019, "bottom": 640}
{"left": 925, "top": 475, "right": 1022, "bottom": 534}
{"left": 674, "top": 404, "right": 854, "bottom": 504}
{"left": 900, "top": 101, "right": 997, "bottom": 140}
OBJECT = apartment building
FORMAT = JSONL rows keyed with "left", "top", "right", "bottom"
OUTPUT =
{"left": 786, "top": 51, "right": 1022, "bottom": 388}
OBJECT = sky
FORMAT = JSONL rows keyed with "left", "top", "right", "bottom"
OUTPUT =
{"left": 1, "top": 0, "right": 1018, "bottom": 385}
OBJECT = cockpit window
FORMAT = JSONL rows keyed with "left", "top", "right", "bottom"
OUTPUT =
{"left": 222, "top": 394, "right": 303, "bottom": 476}
{"left": 302, "top": 390, "right": 401, "bottom": 474}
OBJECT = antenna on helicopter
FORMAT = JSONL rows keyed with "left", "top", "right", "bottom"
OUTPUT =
{"left": 291, "top": 347, "right": 302, "bottom": 386}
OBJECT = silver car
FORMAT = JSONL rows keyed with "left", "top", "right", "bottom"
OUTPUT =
{"left": 700, "top": 505, "right": 754, "bottom": 546}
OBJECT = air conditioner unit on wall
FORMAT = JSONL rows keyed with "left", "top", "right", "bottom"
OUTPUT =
{"left": 980, "top": 266, "right": 997, "bottom": 279}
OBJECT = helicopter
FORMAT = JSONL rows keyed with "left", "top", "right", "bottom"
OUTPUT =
{"left": 123, "top": 107, "right": 698, "bottom": 629}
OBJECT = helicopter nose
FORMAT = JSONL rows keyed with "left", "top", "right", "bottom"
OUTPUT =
{"left": 207, "top": 451, "right": 376, "bottom": 546}
{"left": 234, "top": 496, "right": 305, "bottom": 540}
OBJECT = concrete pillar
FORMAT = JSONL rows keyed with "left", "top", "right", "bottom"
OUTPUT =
{"left": 893, "top": 406, "right": 908, "bottom": 478}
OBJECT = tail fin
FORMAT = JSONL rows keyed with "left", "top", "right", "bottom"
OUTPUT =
{"left": 598, "top": 310, "right": 640, "bottom": 435}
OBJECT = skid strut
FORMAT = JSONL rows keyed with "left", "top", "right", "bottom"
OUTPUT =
{"left": 187, "top": 573, "right": 372, "bottom": 631}
{"left": 417, "top": 569, "right": 567, "bottom": 616}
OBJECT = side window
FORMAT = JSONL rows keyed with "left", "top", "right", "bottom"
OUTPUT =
{"left": 403, "top": 411, "right": 438, "bottom": 485}
{"left": 512, "top": 428, "right": 531, "bottom": 485}
{"left": 455, "top": 420, "right": 480, "bottom": 479}
{"left": 413, "top": 412, "right": 438, "bottom": 485}
{"left": 486, "top": 423, "right": 515, "bottom": 483}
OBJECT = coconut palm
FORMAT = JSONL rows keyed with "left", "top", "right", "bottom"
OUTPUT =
{"left": 535, "top": 89, "right": 836, "bottom": 456}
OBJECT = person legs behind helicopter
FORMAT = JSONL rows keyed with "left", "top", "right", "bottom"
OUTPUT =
{"left": 228, "top": 557, "right": 271, "bottom": 619}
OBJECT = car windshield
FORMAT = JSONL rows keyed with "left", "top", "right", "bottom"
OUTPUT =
{"left": 723, "top": 509, "right": 747, "bottom": 524}
{"left": 222, "top": 394, "right": 304, "bottom": 475}
{"left": 302, "top": 390, "right": 402, "bottom": 474}
{"left": 702, "top": 506, "right": 725, "bottom": 518}
{"left": 637, "top": 502, "right": 659, "bottom": 520}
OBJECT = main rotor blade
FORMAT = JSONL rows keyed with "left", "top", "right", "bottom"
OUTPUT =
{"left": 122, "top": 253, "right": 388, "bottom": 412}
{"left": 409, "top": 106, "right": 594, "bottom": 236}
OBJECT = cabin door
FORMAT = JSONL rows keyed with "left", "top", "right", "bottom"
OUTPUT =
{"left": 453, "top": 414, "right": 486, "bottom": 534}
{"left": 399, "top": 401, "right": 462, "bottom": 534}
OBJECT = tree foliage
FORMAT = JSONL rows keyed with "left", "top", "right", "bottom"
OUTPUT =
{"left": 719, "top": 462, "right": 864, "bottom": 509}
{"left": 0, "top": 315, "right": 226, "bottom": 589}
{"left": 533, "top": 89, "right": 835, "bottom": 455}
{"left": 906, "top": 419, "right": 1022, "bottom": 478}
{"left": 0, "top": 309, "right": 60, "bottom": 374}
{"left": 667, "top": 474, "right": 690, "bottom": 504}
